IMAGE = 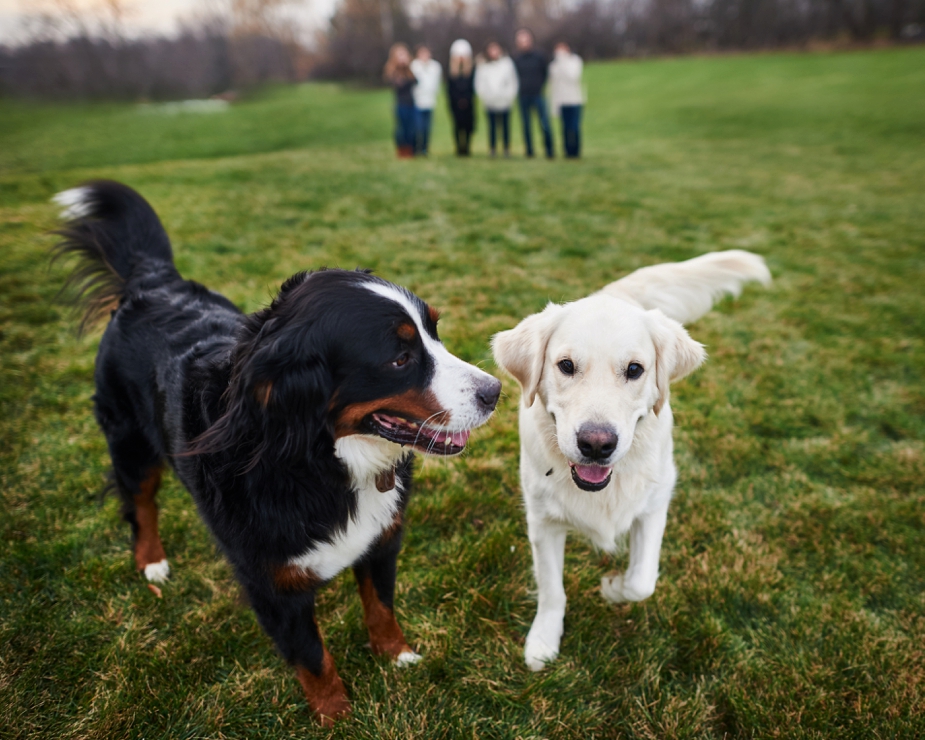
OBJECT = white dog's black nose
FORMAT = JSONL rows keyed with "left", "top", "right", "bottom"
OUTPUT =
{"left": 576, "top": 424, "right": 618, "bottom": 461}
{"left": 477, "top": 377, "right": 502, "bottom": 412}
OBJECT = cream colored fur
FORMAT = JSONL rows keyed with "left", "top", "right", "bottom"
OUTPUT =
{"left": 492, "top": 250, "right": 770, "bottom": 671}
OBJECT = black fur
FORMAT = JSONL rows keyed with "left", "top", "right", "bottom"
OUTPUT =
{"left": 55, "top": 181, "right": 452, "bottom": 714}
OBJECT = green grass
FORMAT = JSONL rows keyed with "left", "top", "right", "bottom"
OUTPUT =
{"left": 1, "top": 47, "right": 924, "bottom": 739}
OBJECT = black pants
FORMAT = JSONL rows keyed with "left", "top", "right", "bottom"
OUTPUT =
{"left": 487, "top": 110, "right": 510, "bottom": 154}
{"left": 452, "top": 104, "right": 474, "bottom": 156}
{"left": 560, "top": 105, "right": 582, "bottom": 158}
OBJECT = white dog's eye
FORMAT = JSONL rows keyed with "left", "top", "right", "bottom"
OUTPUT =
{"left": 626, "top": 362, "right": 644, "bottom": 380}
{"left": 557, "top": 359, "right": 575, "bottom": 376}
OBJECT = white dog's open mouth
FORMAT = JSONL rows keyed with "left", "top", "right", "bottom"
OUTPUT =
{"left": 569, "top": 462, "right": 613, "bottom": 492}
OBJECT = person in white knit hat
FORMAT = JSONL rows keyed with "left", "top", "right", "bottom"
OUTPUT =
{"left": 446, "top": 39, "right": 476, "bottom": 156}
{"left": 474, "top": 41, "right": 519, "bottom": 157}
{"left": 410, "top": 44, "right": 442, "bottom": 155}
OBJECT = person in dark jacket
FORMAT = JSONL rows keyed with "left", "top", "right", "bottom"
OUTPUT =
{"left": 446, "top": 39, "right": 476, "bottom": 156}
{"left": 383, "top": 43, "right": 417, "bottom": 158}
{"left": 513, "top": 28, "right": 554, "bottom": 158}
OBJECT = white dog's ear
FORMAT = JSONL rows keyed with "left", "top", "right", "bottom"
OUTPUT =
{"left": 492, "top": 304, "right": 563, "bottom": 408}
{"left": 647, "top": 309, "right": 706, "bottom": 416}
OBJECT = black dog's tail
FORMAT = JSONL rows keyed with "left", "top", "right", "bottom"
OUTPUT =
{"left": 52, "top": 180, "right": 175, "bottom": 333}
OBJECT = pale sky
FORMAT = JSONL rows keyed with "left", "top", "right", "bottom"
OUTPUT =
{"left": 0, "top": 0, "right": 338, "bottom": 44}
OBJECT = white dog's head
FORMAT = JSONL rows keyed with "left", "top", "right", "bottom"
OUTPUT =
{"left": 492, "top": 293, "right": 705, "bottom": 491}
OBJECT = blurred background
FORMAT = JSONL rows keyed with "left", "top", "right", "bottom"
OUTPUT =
{"left": 2, "top": 2, "right": 924, "bottom": 738}
{"left": 1, "top": 0, "right": 923, "bottom": 98}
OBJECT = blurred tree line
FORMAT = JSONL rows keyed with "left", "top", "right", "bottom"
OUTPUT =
{"left": 0, "top": 0, "right": 315, "bottom": 99}
{"left": 320, "top": 0, "right": 925, "bottom": 81}
{"left": 1, "top": 0, "right": 922, "bottom": 97}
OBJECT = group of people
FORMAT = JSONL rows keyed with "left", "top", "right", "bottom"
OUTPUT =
{"left": 383, "top": 29, "right": 585, "bottom": 160}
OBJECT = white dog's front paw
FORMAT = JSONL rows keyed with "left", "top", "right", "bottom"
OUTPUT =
{"left": 143, "top": 559, "right": 170, "bottom": 583}
{"left": 524, "top": 634, "right": 560, "bottom": 671}
{"left": 601, "top": 572, "right": 654, "bottom": 604}
{"left": 524, "top": 610, "right": 565, "bottom": 671}
{"left": 394, "top": 650, "right": 422, "bottom": 667}
{"left": 601, "top": 572, "right": 628, "bottom": 603}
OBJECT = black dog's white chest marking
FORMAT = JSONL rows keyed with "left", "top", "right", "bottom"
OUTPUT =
{"left": 287, "top": 437, "right": 405, "bottom": 582}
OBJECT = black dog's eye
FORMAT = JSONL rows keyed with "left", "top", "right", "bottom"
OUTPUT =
{"left": 392, "top": 353, "right": 410, "bottom": 368}
{"left": 558, "top": 359, "right": 575, "bottom": 376}
{"left": 626, "top": 362, "right": 644, "bottom": 380}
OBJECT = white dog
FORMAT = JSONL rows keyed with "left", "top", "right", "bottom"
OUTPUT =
{"left": 492, "top": 250, "right": 771, "bottom": 671}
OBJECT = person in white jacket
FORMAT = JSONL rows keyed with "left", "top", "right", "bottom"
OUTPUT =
{"left": 548, "top": 42, "right": 585, "bottom": 158}
{"left": 474, "top": 42, "right": 519, "bottom": 157}
{"left": 410, "top": 45, "right": 442, "bottom": 155}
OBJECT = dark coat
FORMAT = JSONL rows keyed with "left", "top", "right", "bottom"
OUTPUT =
{"left": 390, "top": 74, "right": 416, "bottom": 107}
{"left": 513, "top": 50, "right": 549, "bottom": 97}
{"left": 447, "top": 71, "right": 476, "bottom": 131}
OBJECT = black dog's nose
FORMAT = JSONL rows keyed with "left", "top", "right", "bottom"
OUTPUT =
{"left": 576, "top": 424, "right": 618, "bottom": 461}
{"left": 477, "top": 377, "right": 502, "bottom": 412}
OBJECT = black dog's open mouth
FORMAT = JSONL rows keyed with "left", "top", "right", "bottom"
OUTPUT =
{"left": 569, "top": 462, "right": 613, "bottom": 492}
{"left": 367, "top": 413, "right": 471, "bottom": 455}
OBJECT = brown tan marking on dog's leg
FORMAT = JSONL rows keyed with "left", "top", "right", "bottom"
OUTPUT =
{"left": 133, "top": 466, "right": 167, "bottom": 577}
{"left": 296, "top": 648, "right": 351, "bottom": 726}
{"left": 356, "top": 570, "right": 412, "bottom": 659}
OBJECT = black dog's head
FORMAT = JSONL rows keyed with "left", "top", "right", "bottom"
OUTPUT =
{"left": 196, "top": 269, "right": 501, "bottom": 471}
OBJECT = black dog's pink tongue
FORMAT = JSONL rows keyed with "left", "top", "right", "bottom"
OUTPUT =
{"left": 572, "top": 464, "right": 612, "bottom": 484}
{"left": 450, "top": 429, "right": 470, "bottom": 447}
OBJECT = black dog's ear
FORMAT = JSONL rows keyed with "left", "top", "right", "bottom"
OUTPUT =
{"left": 189, "top": 316, "right": 334, "bottom": 472}
{"left": 248, "top": 351, "right": 334, "bottom": 466}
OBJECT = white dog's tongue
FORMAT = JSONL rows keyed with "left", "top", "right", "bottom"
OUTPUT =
{"left": 572, "top": 464, "right": 612, "bottom": 484}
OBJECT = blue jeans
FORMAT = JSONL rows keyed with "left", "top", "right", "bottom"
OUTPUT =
{"left": 560, "top": 105, "right": 582, "bottom": 158}
{"left": 519, "top": 94, "right": 553, "bottom": 157}
{"left": 487, "top": 110, "right": 510, "bottom": 154}
{"left": 415, "top": 108, "right": 433, "bottom": 154}
{"left": 395, "top": 104, "right": 416, "bottom": 150}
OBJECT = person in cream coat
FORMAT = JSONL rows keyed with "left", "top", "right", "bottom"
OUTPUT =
{"left": 474, "top": 42, "right": 519, "bottom": 157}
{"left": 548, "top": 42, "right": 584, "bottom": 158}
{"left": 410, "top": 45, "right": 442, "bottom": 155}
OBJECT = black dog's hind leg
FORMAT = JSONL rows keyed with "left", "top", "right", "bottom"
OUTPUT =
{"left": 122, "top": 465, "right": 168, "bottom": 581}
{"left": 101, "top": 416, "right": 169, "bottom": 582}
{"left": 353, "top": 521, "right": 420, "bottom": 664}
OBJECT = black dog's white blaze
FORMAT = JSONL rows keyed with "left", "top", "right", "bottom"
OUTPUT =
{"left": 363, "top": 281, "right": 498, "bottom": 433}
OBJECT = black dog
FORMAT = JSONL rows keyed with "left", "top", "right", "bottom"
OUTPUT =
{"left": 53, "top": 181, "right": 501, "bottom": 724}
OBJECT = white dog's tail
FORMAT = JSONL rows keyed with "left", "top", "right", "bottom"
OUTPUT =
{"left": 599, "top": 250, "right": 771, "bottom": 324}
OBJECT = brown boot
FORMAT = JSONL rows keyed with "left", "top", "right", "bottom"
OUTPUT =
{"left": 397, "top": 145, "right": 414, "bottom": 158}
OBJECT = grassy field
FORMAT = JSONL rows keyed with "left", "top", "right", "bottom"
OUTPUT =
{"left": 1, "top": 47, "right": 924, "bottom": 739}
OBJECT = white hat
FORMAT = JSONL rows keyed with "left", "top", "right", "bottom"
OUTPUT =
{"left": 449, "top": 39, "right": 472, "bottom": 58}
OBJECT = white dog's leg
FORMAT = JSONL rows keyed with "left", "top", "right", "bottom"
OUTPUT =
{"left": 602, "top": 500, "right": 668, "bottom": 604}
{"left": 525, "top": 520, "right": 568, "bottom": 671}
